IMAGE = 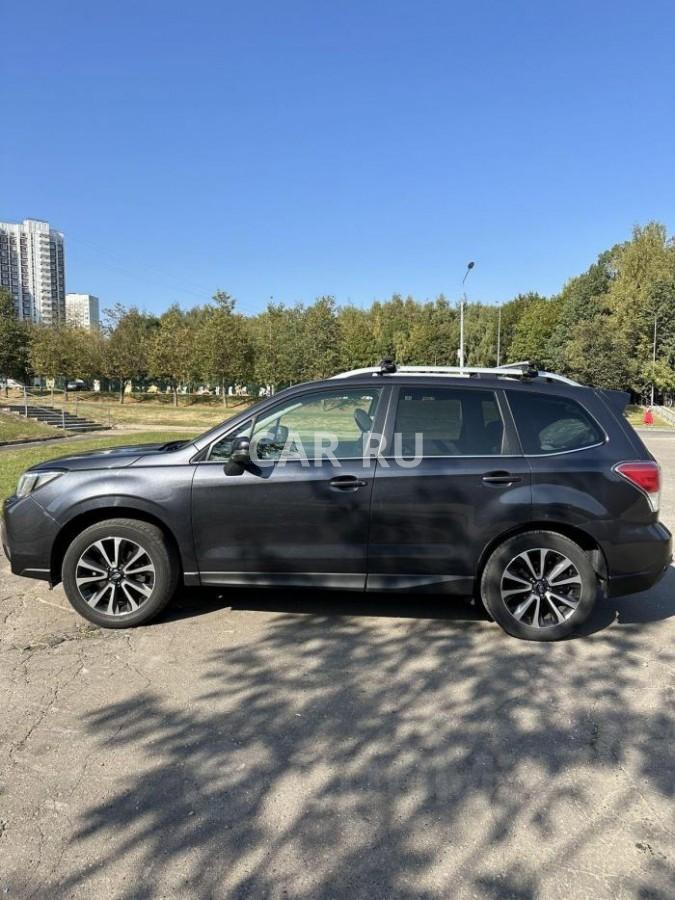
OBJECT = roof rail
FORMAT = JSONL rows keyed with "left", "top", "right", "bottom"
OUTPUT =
{"left": 330, "top": 360, "right": 579, "bottom": 386}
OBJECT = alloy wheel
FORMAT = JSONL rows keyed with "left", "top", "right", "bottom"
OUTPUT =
{"left": 75, "top": 536, "right": 156, "bottom": 616}
{"left": 500, "top": 547, "right": 582, "bottom": 628}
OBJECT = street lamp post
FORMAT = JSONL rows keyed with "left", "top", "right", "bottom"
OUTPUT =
{"left": 496, "top": 305, "right": 502, "bottom": 366}
{"left": 651, "top": 313, "right": 658, "bottom": 408}
{"left": 459, "top": 261, "right": 475, "bottom": 371}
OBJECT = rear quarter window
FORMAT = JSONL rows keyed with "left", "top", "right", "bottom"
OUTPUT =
{"left": 508, "top": 392, "right": 605, "bottom": 454}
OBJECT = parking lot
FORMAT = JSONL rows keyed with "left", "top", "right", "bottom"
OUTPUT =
{"left": 0, "top": 432, "right": 673, "bottom": 899}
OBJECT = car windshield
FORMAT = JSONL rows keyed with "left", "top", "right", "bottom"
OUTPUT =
{"left": 191, "top": 391, "right": 278, "bottom": 446}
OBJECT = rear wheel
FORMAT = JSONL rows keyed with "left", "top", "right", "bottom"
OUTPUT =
{"left": 62, "top": 518, "right": 178, "bottom": 628}
{"left": 480, "top": 531, "right": 598, "bottom": 641}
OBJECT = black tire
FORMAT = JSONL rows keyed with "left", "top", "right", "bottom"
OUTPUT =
{"left": 61, "top": 518, "right": 179, "bottom": 628}
{"left": 480, "top": 531, "right": 598, "bottom": 641}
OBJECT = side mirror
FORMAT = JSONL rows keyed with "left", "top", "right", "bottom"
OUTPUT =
{"left": 230, "top": 436, "right": 251, "bottom": 465}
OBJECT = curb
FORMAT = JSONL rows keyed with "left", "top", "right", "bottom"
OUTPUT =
{"left": 0, "top": 434, "right": 67, "bottom": 448}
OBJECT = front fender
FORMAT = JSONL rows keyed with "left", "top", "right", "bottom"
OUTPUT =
{"left": 35, "top": 466, "right": 198, "bottom": 580}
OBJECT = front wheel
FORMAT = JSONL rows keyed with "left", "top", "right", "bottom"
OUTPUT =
{"left": 480, "top": 531, "right": 598, "bottom": 641}
{"left": 61, "top": 518, "right": 179, "bottom": 628}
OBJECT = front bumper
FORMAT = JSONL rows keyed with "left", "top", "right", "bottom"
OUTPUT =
{"left": 2, "top": 494, "right": 58, "bottom": 582}
{"left": 1, "top": 514, "right": 10, "bottom": 561}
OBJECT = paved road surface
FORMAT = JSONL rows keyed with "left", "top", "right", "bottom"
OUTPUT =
{"left": 1, "top": 434, "right": 673, "bottom": 898}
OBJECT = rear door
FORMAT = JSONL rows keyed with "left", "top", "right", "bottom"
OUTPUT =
{"left": 504, "top": 388, "right": 652, "bottom": 567}
{"left": 367, "top": 383, "right": 532, "bottom": 592}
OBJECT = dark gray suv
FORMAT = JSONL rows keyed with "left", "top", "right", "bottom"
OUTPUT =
{"left": 2, "top": 363, "right": 671, "bottom": 641}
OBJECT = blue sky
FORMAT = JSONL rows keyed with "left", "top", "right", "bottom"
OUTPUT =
{"left": 3, "top": 0, "right": 675, "bottom": 315}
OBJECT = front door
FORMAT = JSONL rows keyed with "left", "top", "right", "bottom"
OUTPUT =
{"left": 191, "top": 385, "right": 386, "bottom": 589}
{"left": 368, "top": 384, "right": 532, "bottom": 592}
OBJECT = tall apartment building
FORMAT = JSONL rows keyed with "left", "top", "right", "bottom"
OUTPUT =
{"left": 66, "top": 293, "right": 100, "bottom": 329}
{"left": 0, "top": 218, "right": 66, "bottom": 323}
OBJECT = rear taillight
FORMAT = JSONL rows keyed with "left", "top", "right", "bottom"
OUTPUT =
{"left": 614, "top": 461, "right": 661, "bottom": 513}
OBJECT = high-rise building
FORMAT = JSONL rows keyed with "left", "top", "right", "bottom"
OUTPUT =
{"left": 66, "top": 293, "right": 100, "bottom": 329}
{"left": 0, "top": 218, "right": 66, "bottom": 323}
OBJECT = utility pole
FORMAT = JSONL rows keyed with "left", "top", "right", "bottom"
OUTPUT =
{"left": 496, "top": 306, "right": 502, "bottom": 366}
{"left": 459, "top": 261, "right": 475, "bottom": 370}
{"left": 651, "top": 313, "right": 657, "bottom": 407}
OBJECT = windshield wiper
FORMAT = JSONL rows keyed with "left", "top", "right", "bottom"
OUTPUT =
{"left": 159, "top": 440, "right": 190, "bottom": 452}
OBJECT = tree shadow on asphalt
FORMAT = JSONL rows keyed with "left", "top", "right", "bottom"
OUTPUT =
{"left": 166, "top": 585, "right": 488, "bottom": 625}
{"left": 40, "top": 581, "right": 675, "bottom": 898}
{"left": 32, "top": 466, "right": 675, "bottom": 896}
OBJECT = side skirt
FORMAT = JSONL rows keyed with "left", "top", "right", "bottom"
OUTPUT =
{"left": 366, "top": 574, "right": 474, "bottom": 594}
{"left": 191, "top": 571, "right": 475, "bottom": 594}
{"left": 197, "top": 572, "right": 366, "bottom": 590}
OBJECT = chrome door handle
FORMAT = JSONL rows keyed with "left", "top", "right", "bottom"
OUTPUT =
{"left": 482, "top": 471, "right": 522, "bottom": 485}
{"left": 329, "top": 475, "right": 368, "bottom": 491}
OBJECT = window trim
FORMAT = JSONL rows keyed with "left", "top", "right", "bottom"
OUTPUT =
{"left": 518, "top": 439, "right": 607, "bottom": 459}
{"left": 204, "top": 418, "right": 253, "bottom": 463}
{"left": 197, "top": 385, "right": 389, "bottom": 464}
{"left": 380, "top": 384, "right": 518, "bottom": 460}
{"left": 505, "top": 390, "right": 608, "bottom": 457}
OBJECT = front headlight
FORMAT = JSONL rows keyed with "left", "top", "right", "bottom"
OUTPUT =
{"left": 16, "top": 470, "right": 64, "bottom": 498}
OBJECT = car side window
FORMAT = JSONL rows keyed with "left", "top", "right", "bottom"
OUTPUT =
{"left": 243, "top": 388, "right": 382, "bottom": 461}
{"left": 392, "top": 387, "right": 505, "bottom": 457}
{"left": 209, "top": 420, "right": 252, "bottom": 461}
{"left": 508, "top": 392, "right": 604, "bottom": 454}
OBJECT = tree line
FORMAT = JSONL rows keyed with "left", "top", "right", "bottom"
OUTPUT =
{"left": 1, "top": 221, "right": 675, "bottom": 403}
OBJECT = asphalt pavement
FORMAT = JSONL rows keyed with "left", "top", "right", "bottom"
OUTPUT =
{"left": 0, "top": 433, "right": 673, "bottom": 898}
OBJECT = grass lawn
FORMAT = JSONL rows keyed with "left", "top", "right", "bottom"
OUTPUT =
{"left": 0, "top": 430, "right": 199, "bottom": 502}
{"left": 0, "top": 411, "right": 61, "bottom": 443}
{"left": 2, "top": 390, "right": 252, "bottom": 429}
{"left": 76, "top": 401, "right": 242, "bottom": 428}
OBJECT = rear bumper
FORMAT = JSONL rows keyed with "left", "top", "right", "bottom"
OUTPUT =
{"left": 605, "top": 522, "right": 672, "bottom": 598}
{"left": 607, "top": 562, "right": 670, "bottom": 597}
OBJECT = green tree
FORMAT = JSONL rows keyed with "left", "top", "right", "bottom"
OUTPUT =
{"left": 302, "top": 296, "right": 341, "bottom": 379}
{"left": 104, "top": 305, "right": 158, "bottom": 402}
{"left": 198, "top": 292, "right": 253, "bottom": 401}
{"left": 29, "top": 323, "right": 101, "bottom": 397}
{"left": 546, "top": 252, "right": 616, "bottom": 374}
{"left": 600, "top": 223, "right": 675, "bottom": 390}
{"left": 29, "top": 324, "right": 64, "bottom": 394}
{"left": 250, "top": 302, "right": 306, "bottom": 391}
{"left": 370, "top": 295, "right": 420, "bottom": 361}
{"left": 630, "top": 278, "right": 675, "bottom": 393}
{"left": 509, "top": 297, "right": 562, "bottom": 367}
{"left": 494, "top": 293, "right": 546, "bottom": 365}
{"left": 0, "top": 289, "right": 31, "bottom": 390}
{"left": 607, "top": 223, "right": 675, "bottom": 330}
{"left": 148, "top": 305, "right": 197, "bottom": 405}
{"left": 395, "top": 297, "right": 459, "bottom": 366}
{"left": 563, "top": 318, "right": 631, "bottom": 389}
{"left": 637, "top": 358, "right": 675, "bottom": 402}
{"left": 427, "top": 297, "right": 460, "bottom": 365}
{"left": 465, "top": 303, "right": 502, "bottom": 367}
{"left": 337, "top": 305, "right": 377, "bottom": 369}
